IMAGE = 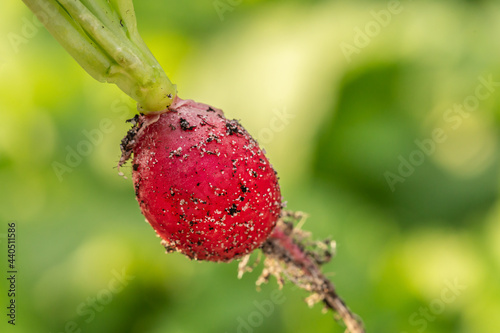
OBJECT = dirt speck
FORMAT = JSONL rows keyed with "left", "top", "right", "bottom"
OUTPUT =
{"left": 180, "top": 118, "right": 196, "bottom": 131}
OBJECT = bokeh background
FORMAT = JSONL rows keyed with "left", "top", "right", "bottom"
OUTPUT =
{"left": 2, "top": 0, "right": 500, "bottom": 332}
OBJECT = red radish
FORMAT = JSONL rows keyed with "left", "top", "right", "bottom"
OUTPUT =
{"left": 121, "top": 98, "right": 282, "bottom": 261}
{"left": 24, "top": 1, "right": 363, "bottom": 330}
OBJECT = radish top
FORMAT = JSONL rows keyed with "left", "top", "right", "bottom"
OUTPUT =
{"left": 22, "top": 0, "right": 177, "bottom": 113}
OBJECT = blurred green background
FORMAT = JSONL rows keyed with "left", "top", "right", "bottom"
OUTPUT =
{"left": 1, "top": 0, "right": 500, "bottom": 332}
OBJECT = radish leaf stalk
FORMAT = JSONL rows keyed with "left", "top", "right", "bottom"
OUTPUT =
{"left": 22, "top": 0, "right": 176, "bottom": 113}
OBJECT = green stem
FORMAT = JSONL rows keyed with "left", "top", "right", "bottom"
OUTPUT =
{"left": 22, "top": 0, "right": 177, "bottom": 113}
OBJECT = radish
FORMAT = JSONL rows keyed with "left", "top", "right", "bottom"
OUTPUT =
{"left": 122, "top": 98, "right": 281, "bottom": 261}
{"left": 23, "top": 1, "right": 364, "bottom": 331}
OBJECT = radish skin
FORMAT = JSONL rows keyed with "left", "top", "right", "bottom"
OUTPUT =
{"left": 130, "top": 98, "right": 282, "bottom": 261}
